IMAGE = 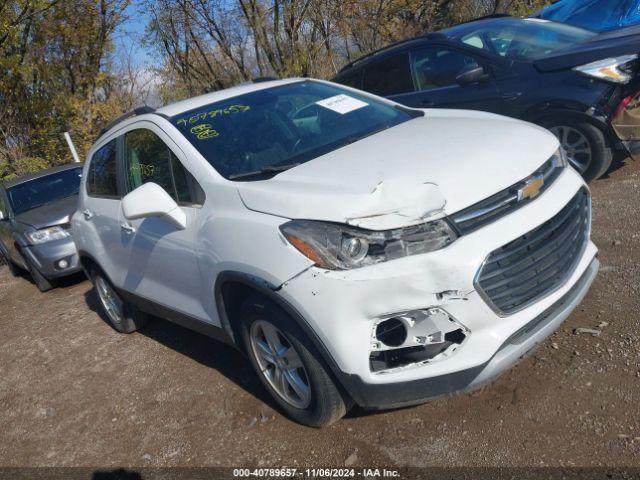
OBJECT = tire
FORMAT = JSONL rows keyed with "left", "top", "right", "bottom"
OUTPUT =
{"left": 90, "top": 269, "right": 147, "bottom": 333}
{"left": 545, "top": 121, "right": 613, "bottom": 183}
{"left": 6, "top": 259, "right": 21, "bottom": 277}
{"left": 240, "top": 295, "right": 350, "bottom": 427}
{"left": 24, "top": 257, "right": 55, "bottom": 292}
{"left": 1, "top": 251, "right": 21, "bottom": 277}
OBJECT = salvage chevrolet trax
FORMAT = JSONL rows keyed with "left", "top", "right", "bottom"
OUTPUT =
{"left": 73, "top": 79, "right": 599, "bottom": 427}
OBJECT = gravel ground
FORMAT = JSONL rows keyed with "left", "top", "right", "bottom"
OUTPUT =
{"left": 0, "top": 159, "right": 639, "bottom": 469}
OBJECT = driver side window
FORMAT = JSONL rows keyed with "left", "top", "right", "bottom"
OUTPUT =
{"left": 123, "top": 129, "right": 205, "bottom": 206}
{"left": 410, "top": 47, "right": 481, "bottom": 91}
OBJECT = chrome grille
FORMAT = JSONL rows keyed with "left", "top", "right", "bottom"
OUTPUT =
{"left": 475, "top": 188, "right": 590, "bottom": 315}
{"left": 451, "top": 157, "right": 562, "bottom": 235}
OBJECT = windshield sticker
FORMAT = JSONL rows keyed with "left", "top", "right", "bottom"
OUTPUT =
{"left": 316, "top": 94, "right": 368, "bottom": 115}
{"left": 190, "top": 124, "right": 219, "bottom": 140}
{"left": 176, "top": 104, "right": 250, "bottom": 126}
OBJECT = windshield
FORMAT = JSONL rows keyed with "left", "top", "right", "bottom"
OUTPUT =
{"left": 8, "top": 167, "right": 83, "bottom": 215}
{"left": 539, "top": 0, "right": 640, "bottom": 31}
{"left": 170, "top": 81, "right": 415, "bottom": 180}
{"left": 453, "top": 19, "right": 596, "bottom": 61}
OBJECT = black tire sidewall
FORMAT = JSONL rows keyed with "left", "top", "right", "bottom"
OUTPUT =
{"left": 240, "top": 295, "right": 347, "bottom": 427}
{"left": 2, "top": 252, "right": 21, "bottom": 277}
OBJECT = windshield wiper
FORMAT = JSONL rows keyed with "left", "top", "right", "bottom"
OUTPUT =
{"left": 229, "top": 163, "right": 301, "bottom": 180}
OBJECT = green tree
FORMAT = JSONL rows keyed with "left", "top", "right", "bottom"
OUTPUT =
{"left": 0, "top": 0, "right": 131, "bottom": 180}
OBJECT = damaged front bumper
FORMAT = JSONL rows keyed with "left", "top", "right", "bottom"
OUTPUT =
{"left": 612, "top": 90, "right": 640, "bottom": 161}
{"left": 337, "top": 257, "right": 598, "bottom": 409}
{"left": 277, "top": 168, "right": 599, "bottom": 409}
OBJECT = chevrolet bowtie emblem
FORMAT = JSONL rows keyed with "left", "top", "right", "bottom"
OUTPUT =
{"left": 518, "top": 176, "right": 544, "bottom": 201}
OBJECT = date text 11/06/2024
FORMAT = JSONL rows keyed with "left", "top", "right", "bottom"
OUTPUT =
{"left": 232, "top": 468, "right": 401, "bottom": 478}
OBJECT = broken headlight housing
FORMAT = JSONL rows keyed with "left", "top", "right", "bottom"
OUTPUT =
{"left": 280, "top": 219, "right": 457, "bottom": 270}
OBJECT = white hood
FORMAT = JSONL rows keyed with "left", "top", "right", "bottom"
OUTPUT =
{"left": 237, "top": 109, "right": 559, "bottom": 230}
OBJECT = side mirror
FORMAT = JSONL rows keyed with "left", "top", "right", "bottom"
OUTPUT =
{"left": 121, "top": 183, "right": 186, "bottom": 230}
{"left": 0, "top": 211, "right": 4, "bottom": 221}
{"left": 456, "top": 66, "right": 490, "bottom": 86}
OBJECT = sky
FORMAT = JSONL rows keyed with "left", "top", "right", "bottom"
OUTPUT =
{"left": 114, "top": 3, "right": 156, "bottom": 68}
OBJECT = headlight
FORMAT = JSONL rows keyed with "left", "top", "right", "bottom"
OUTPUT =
{"left": 280, "top": 219, "right": 457, "bottom": 270}
{"left": 574, "top": 54, "right": 638, "bottom": 84}
{"left": 27, "top": 226, "right": 70, "bottom": 245}
{"left": 551, "top": 147, "right": 569, "bottom": 168}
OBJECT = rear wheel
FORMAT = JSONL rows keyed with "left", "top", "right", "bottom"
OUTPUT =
{"left": 240, "top": 295, "right": 350, "bottom": 427}
{"left": 546, "top": 122, "right": 612, "bottom": 182}
{"left": 91, "top": 269, "right": 147, "bottom": 333}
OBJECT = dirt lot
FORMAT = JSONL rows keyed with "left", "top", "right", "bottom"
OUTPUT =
{"left": 1, "top": 160, "right": 639, "bottom": 469}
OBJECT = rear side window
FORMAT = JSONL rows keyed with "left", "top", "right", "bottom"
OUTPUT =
{"left": 87, "top": 140, "right": 118, "bottom": 198}
{"left": 362, "top": 53, "right": 413, "bottom": 96}
{"left": 334, "top": 69, "right": 363, "bottom": 89}
{"left": 123, "top": 129, "right": 204, "bottom": 206}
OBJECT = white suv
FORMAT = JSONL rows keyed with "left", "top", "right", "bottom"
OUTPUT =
{"left": 73, "top": 79, "right": 599, "bottom": 427}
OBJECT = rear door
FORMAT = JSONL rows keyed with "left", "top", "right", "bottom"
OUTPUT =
{"left": 388, "top": 45, "right": 504, "bottom": 113}
{"left": 76, "top": 138, "right": 125, "bottom": 284}
{"left": 117, "top": 123, "right": 208, "bottom": 322}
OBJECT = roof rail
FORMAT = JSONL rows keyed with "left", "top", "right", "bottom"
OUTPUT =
{"left": 98, "top": 106, "right": 156, "bottom": 138}
{"left": 337, "top": 33, "right": 447, "bottom": 74}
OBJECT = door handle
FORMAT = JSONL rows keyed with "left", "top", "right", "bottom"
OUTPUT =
{"left": 82, "top": 209, "right": 94, "bottom": 220}
{"left": 502, "top": 92, "right": 522, "bottom": 101}
{"left": 120, "top": 223, "right": 136, "bottom": 234}
{"left": 421, "top": 100, "right": 436, "bottom": 107}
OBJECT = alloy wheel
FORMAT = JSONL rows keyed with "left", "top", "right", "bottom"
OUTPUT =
{"left": 249, "top": 320, "right": 312, "bottom": 409}
{"left": 95, "top": 276, "right": 124, "bottom": 327}
{"left": 549, "top": 125, "right": 592, "bottom": 174}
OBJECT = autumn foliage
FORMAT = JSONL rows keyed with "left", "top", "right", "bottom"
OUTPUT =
{"left": 0, "top": 0, "right": 547, "bottom": 179}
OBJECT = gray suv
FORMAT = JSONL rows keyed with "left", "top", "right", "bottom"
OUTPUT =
{"left": 0, "top": 163, "right": 84, "bottom": 291}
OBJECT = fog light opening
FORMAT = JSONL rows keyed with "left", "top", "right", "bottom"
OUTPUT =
{"left": 375, "top": 318, "right": 408, "bottom": 347}
{"left": 57, "top": 259, "right": 69, "bottom": 269}
{"left": 445, "top": 328, "right": 466, "bottom": 345}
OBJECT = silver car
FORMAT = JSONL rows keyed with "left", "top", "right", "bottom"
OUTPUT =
{"left": 0, "top": 163, "right": 84, "bottom": 291}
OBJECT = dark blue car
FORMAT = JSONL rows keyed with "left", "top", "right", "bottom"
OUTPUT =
{"left": 538, "top": 0, "right": 640, "bottom": 31}
{"left": 333, "top": 17, "right": 640, "bottom": 182}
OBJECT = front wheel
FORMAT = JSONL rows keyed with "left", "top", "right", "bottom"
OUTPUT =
{"left": 546, "top": 122, "right": 612, "bottom": 182}
{"left": 1, "top": 250, "right": 22, "bottom": 278}
{"left": 240, "top": 295, "right": 350, "bottom": 427}
{"left": 90, "top": 269, "right": 147, "bottom": 333}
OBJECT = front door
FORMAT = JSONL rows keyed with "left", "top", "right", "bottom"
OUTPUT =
{"left": 390, "top": 46, "right": 504, "bottom": 114}
{"left": 117, "top": 124, "right": 208, "bottom": 322}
